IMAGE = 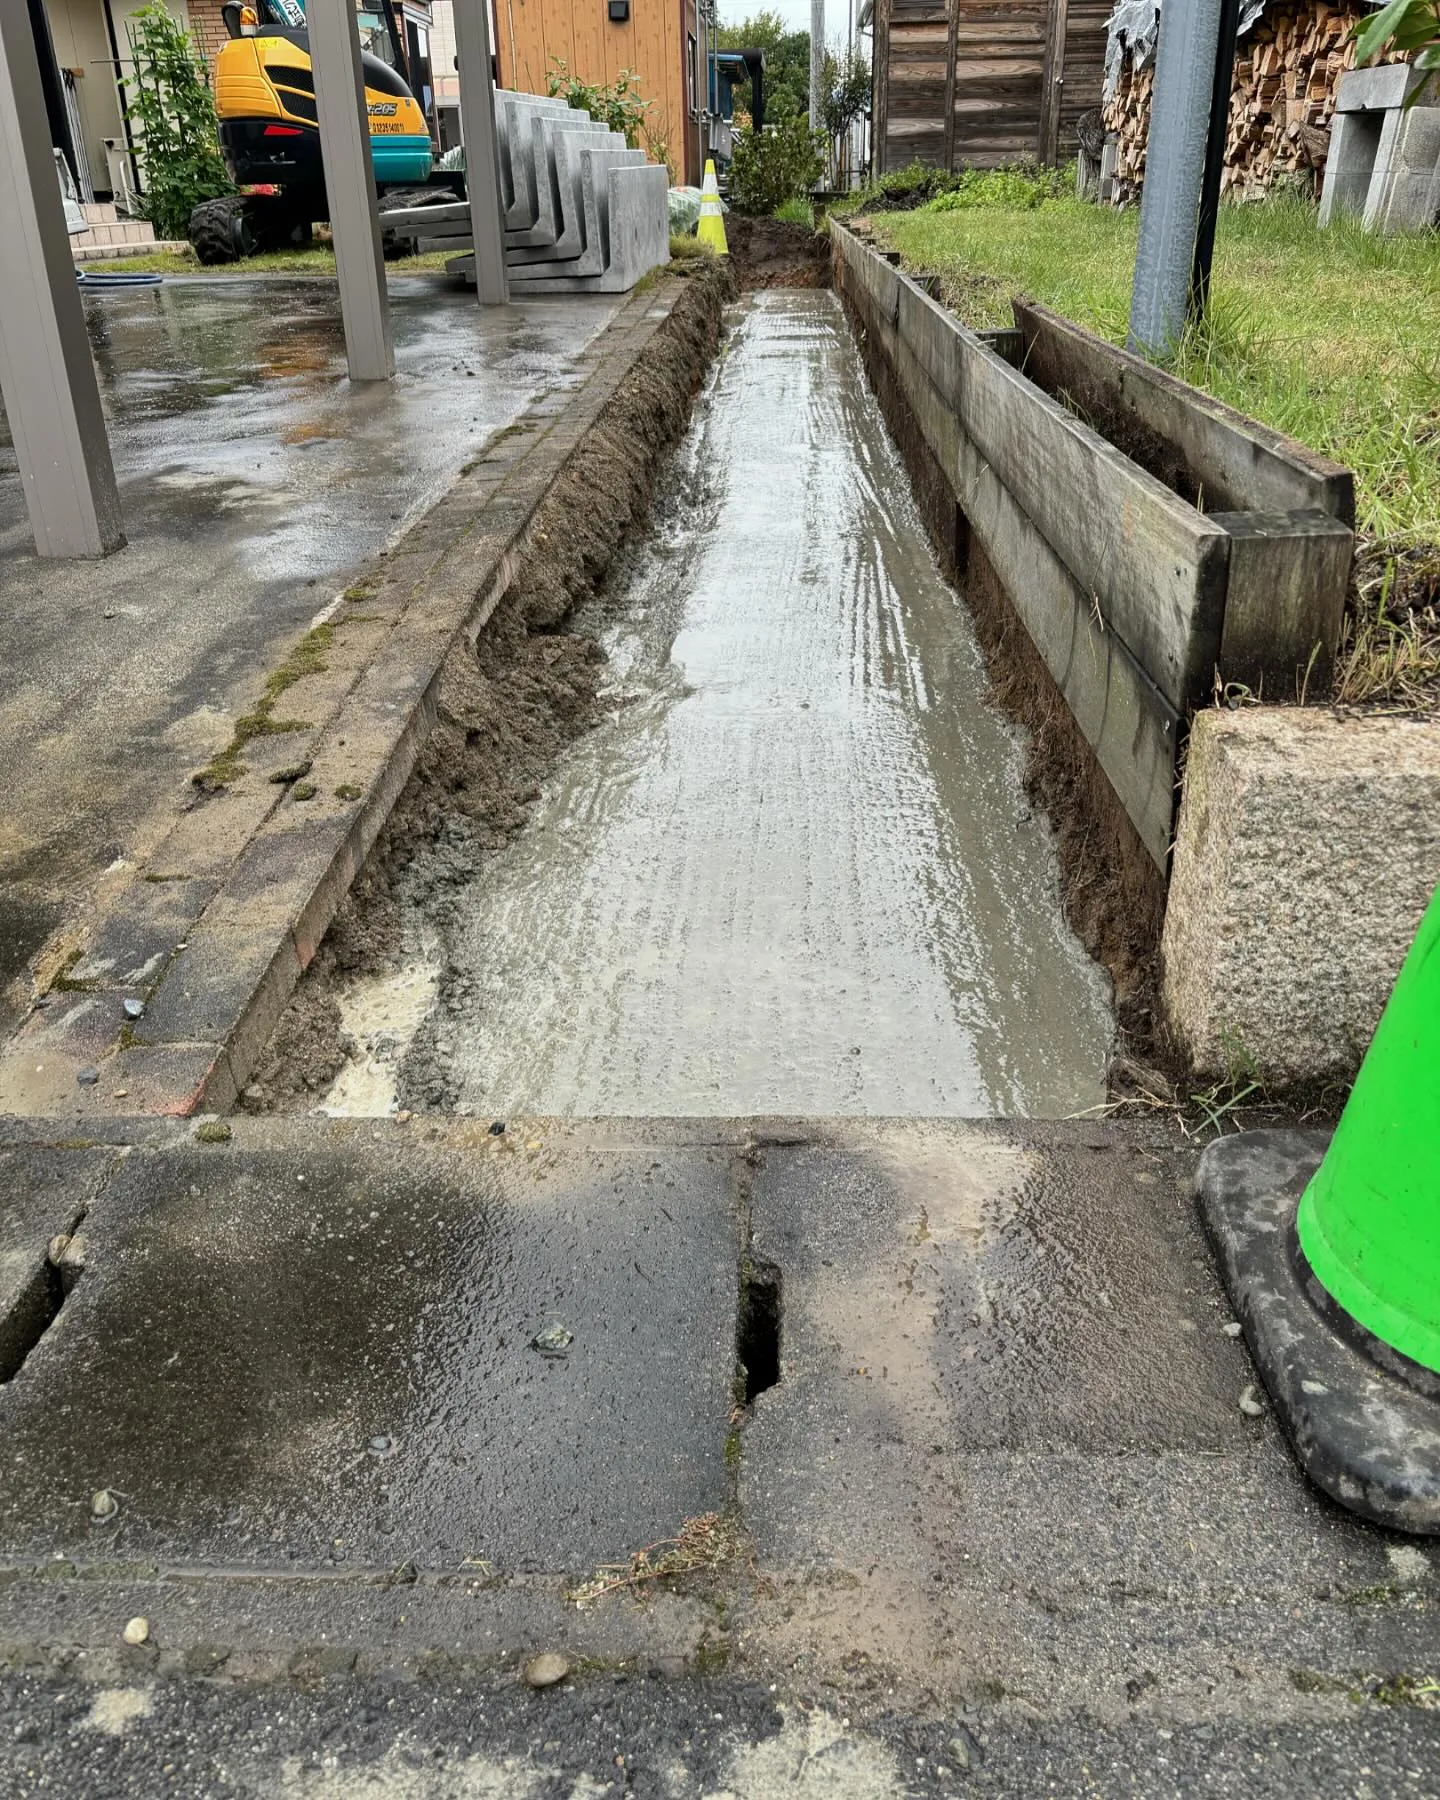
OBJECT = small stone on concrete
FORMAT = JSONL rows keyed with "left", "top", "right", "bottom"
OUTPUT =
{"left": 122, "top": 1616, "right": 149, "bottom": 1647}
{"left": 77, "top": 1068, "right": 99, "bottom": 1087}
{"left": 531, "top": 1323, "right": 573, "bottom": 1356}
{"left": 1223, "top": 1322, "right": 1243, "bottom": 1338}
{"left": 523, "top": 1654, "right": 570, "bottom": 1689}
{"left": 91, "top": 1489, "right": 119, "bottom": 1521}
{"left": 1239, "top": 1383, "right": 1266, "bottom": 1418}
{"left": 948, "top": 1727, "right": 982, "bottom": 1770}
{"left": 123, "top": 998, "right": 145, "bottom": 1020}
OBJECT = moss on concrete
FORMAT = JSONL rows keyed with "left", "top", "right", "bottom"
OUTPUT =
{"left": 191, "top": 624, "right": 336, "bottom": 791}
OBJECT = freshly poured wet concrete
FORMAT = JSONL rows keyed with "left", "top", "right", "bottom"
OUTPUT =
{"left": 412, "top": 293, "right": 1112, "bottom": 1119}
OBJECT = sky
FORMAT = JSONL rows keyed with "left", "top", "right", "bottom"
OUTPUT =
{"left": 715, "top": 0, "right": 865, "bottom": 38}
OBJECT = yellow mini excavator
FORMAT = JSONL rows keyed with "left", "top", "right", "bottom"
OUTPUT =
{"left": 190, "top": 0, "right": 451, "bottom": 262}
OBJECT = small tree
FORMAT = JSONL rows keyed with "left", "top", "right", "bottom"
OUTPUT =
{"left": 727, "top": 116, "right": 825, "bottom": 215}
{"left": 547, "top": 60, "right": 652, "bottom": 149}
{"left": 125, "top": 4, "right": 230, "bottom": 240}
{"left": 819, "top": 42, "right": 870, "bottom": 187}
{"left": 714, "top": 10, "right": 812, "bottom": 122}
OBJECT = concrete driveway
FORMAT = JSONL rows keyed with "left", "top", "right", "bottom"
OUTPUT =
{"left": 0, "top": 277, "right": 617, "bottom": 1036}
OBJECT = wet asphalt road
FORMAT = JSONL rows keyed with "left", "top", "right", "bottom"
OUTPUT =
{"left": 0, "top": 277, "right": 616, "bottom": 1035}
{"left": 3, "top": 1669, "right": 1439, "bottom": 1798}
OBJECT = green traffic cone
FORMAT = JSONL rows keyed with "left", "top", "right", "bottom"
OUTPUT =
{"left": 1296, "top": 882, "right": 1440, "bottom": 1374}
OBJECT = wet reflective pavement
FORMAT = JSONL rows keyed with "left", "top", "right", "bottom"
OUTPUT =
{"left": 0, "top": 1115, "right": 1427, "bottom": 1791}
{"left": 415, "top": 292, "right": 1112, "bottom": 1119}
{"left": 0, "top": 279, "right": 617, "bottom": 1035}
{"left": 0, "top": 1121, "right": 738, "bottom": 1571}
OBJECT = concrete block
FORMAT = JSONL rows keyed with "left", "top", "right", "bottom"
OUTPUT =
{"left": 1321, "top": 64, "right": 1440, "bottom": 232}
{"left": 1099, "top": 134, "right": 1118, "bottom": 204}
{"left": 0, "top": 1142, "right": 116, "bottom": 1381}
{"left": 0, "top": 1123, "right": 740, "bottom": 1569}
{"left": 1161, "top": 707, "right": 1440, "bottom": 1084}
{"left": 506, "top": 164, "right": 670, "bottom": 294}
{"left": 505, "top": 112, "right": 614, "bottom": 251}
{"left": 495, "top": 91, "right": 577, "bottom": 231}
{"left": 1333, "top": 61, "right": 1432, "bottom": 113}
{"left": 1367, "top": 99, "right": 1440, "bottom": 231}
{"left": 1319, "top": 108, "right": 1383, "bottom": 225}
{"left": 508, "top": 146, "right": 646, "bottom": 275}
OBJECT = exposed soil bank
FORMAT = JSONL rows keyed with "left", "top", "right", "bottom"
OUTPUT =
{"left": 724, "top": 217, "right": 832, "bottom": 290}
{"left": 242, "top": 263, "right": 732, "bottom": 1110}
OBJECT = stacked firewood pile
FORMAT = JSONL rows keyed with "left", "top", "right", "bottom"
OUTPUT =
{"left": 1103, "top": 2, "right": 1404, "bottom": 203}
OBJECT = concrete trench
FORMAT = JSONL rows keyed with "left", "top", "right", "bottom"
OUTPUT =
{"left": 2, "top": 272, "right": 1434, "bottom": 1793}
{"left": 320, "top": 290, "right": 1114, "bottom": 1122}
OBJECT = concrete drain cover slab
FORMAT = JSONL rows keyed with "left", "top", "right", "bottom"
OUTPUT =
{"left": 741, "top": 1121, "right": 1257, "bottom": 1570}
{"left": 0, "top": 1120, "right": 739, "bottom": 1575}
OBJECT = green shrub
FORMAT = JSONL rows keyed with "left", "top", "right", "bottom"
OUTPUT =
{"left": 124, "top": 3, "right": 230, "bottom": 241}
{"left": 547, "top": 60, "right": 651, "bottom": 151}
{"left": 728, "top": 118, "right": 824, "bottom": 216}
{"left": 924, "top": 164, "right": 1073, "bottom": 212}
{"left": 831, "top": 161, "right": 954, "bottom": 216}
{"left": 835, "top": 158, "right": 1074, "bottom": 219}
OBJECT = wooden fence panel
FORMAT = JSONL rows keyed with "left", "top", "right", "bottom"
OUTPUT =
{"left": 878, "top": 0, "right": 1108, "bottom": 173}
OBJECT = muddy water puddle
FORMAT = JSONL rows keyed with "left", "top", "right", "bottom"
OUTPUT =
{"left": 339, "top": 291, "right": 1113, "bottom": 1117}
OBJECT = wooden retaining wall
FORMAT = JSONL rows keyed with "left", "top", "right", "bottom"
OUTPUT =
{"left": 874, "top": 0, "right": 1110, "bottom": 175}
{"left": 831, "top": 223, "right": 1354, "bottom": 870}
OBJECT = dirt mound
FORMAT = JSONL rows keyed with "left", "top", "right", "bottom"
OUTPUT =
{"left": 726, "top": 216, "right": 831, "bottom": 290}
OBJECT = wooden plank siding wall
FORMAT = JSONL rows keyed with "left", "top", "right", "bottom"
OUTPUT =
{"left": 492, "top": 0, "right": 706, "bottom": 184}
{"left": 875, "top": 0, "right": 1109, "bottom": 173}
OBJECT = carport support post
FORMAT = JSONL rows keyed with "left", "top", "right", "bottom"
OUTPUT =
{"left": 1127, "top": 0, "right": 1225, "bottom": 360}
{"left": 0, "top": 0, "right": 123, "bottom": 556}
{"left": 306, "top": 0, "right": 395, "bottom": 380}
{"left": 451, "top": 0, "right": 509, "bottom": 304}
{"left": 810, "top": 0, "right": 824, "bottom": 136}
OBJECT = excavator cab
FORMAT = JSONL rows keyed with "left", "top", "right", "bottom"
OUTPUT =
{"left": 189, "top": 0, "right": 439, "bottom": 263}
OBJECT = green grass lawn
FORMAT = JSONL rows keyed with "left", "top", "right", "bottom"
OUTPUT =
{"left": 87, "top": 244, "right": 459, "bottom": 279}
{"left": 869, "top": 194, "right": 1440, "bottom": 547}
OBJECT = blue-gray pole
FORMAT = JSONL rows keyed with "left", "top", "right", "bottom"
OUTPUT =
{"left": 0, "top": 0, "right": 124, "bottom": 556}
{"left": 1127, "top": 0, "right": 1225, "bottom": 360}
{"left": 307, "top": 0, "right": 395, "bottom": 381}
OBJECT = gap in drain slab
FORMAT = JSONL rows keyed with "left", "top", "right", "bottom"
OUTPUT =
{"left": 736, "top": 1256, "right": 782, "bottom": 1404}
{"left": 0, "top": 1249, "right": 71, "bottom": 1384}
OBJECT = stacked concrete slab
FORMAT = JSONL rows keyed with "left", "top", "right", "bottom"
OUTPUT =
{"left": 1319, "top": 63, "right": 1440, "bottom": 233}
{"left": 383, "top": 88, "right": 669, "bottom": 295}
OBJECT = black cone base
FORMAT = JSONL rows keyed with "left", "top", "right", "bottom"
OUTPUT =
{"left": 1198, "top": 1130, "right": 1440, "bottom": 1536}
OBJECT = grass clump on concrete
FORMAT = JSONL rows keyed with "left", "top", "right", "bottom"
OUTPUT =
{"left": 566, "top": 1511, "right": 745, "bottom": 1606}
{"left": 192, "top": 624, "right": 334, "bottom": 791}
